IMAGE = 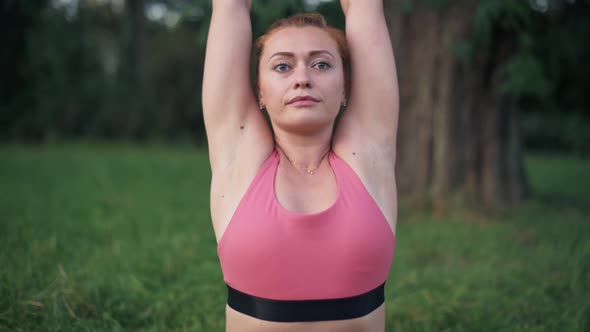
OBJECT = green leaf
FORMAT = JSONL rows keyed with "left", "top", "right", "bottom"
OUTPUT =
{"left": 499, "top": 53, "right": 553, "bottom": 99}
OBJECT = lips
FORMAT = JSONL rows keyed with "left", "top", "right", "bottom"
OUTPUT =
{"left": 287, "top": 95, "right": 319, "bottom": 105}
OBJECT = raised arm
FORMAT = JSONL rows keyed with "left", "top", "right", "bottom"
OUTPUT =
{"left": 334, "top": 0, "right": 399, "bottom": 148}
{"left": 202, "top": 0, "right": 272, "bottom": 170}
{"left": 334, "top": 0, "right": 399, "bottom": 234}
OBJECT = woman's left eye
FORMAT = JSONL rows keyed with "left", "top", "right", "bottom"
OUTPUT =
{"left": 313, "top": 61, "right": 331, "bottom": 70}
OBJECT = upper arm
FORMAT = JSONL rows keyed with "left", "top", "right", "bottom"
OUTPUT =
{"left": 202, "top": 0, "right": 273, "bottom": 170}
{"left": 334, "top": 0, "right": 399, "bottom": 148}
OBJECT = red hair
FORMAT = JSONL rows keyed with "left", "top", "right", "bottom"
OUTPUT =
{"left": 255, "top": 13, "right": 350, "bottom": 92}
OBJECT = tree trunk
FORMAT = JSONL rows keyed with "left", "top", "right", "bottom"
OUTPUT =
{"left": 0, "top": 0, "right": 48, "bottom": 140}
{"left": 126, "top": 0, "right": 145, "bottom": 87}
{"left": 116, "top": 0, "right": 146, "bottom": 137}
{"left": 384, "top": 0, "right": 529, "bottom": 210}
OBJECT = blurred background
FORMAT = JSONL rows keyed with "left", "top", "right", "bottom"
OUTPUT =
{"left": 1, "top": 0, "right": 589, "bottom": 331}
{"left": 2, "top": 0, "right": 590, "bottom": 205}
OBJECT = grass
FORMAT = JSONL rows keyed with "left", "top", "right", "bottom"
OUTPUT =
{"left": 0, "top": 144, "right": 588, "bottom": 331}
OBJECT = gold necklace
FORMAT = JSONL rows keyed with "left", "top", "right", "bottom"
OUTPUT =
{"left": 278, "top": 148, "right": 330, "bottom": 175}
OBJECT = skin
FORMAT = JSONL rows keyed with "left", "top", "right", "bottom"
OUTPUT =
{"left": 259, "top": 26, "right": 346, "bottom": 138}
{"left": 203, "top": 0, "right": 399, "bottom": 330}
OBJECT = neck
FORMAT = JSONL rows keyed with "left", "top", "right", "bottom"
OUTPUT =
{"left": 273, "top": 130, "right": 332, "bottom": 170}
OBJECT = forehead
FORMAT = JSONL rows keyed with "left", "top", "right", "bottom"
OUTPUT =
{"left": 262, "top": 27, "right": 339, "bottom": 59}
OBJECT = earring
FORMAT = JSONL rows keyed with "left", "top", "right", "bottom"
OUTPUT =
{"left": 258, "top": 99, "right": 264, "bottom": 110}
{"left": 341, "top": 98, "right": 347, "bottom": 108}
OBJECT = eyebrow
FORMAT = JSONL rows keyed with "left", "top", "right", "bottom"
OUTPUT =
{"left": 268, "top": 50, "right": 335, "bottom": 62}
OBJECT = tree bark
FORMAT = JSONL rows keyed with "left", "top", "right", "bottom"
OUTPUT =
{"left": 384, "top": 0, "right": 529, "bottom": 210}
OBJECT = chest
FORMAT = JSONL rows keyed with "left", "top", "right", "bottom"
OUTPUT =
{"left": 273, "top": 162, "right": 338, "bottom": 214}
{"left": 218, "top": 182, "right": 395, "bottom": 300}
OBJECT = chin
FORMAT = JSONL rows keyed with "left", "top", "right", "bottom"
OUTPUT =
{"left": 278, "top": 114, "right": 336, "bottom": 135}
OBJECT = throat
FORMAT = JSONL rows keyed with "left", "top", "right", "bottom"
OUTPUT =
{"left": 276, "top": 146, "right": 330, "bottom": 176}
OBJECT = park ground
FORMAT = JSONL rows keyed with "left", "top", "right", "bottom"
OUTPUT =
{"left": 0, "top": 144, "right": 589, "bottom": 331}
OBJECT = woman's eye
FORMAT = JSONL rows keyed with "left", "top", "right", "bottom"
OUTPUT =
{"left": 314, "top": 61, "right": 331, "bottom": 70}
{"left": 274, "top": 63, "right": 291, "bottom": 72}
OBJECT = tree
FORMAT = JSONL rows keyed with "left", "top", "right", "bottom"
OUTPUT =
{"left": 0, "top": 0, "right": 48, "bottom": 140}
{"left": 126, "top": 0, "right": 146, "bottom": 86}
{"left": 384, "top": 0, "right": 531, "bottom": 210}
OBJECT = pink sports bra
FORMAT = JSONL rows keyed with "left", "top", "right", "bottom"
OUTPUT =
{"left": 217, "top": 150, "right": 395, "bottom": 321}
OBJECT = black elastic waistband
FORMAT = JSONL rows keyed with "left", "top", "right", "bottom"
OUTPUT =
{"left": 226, "top": 282, "right": 385, "bottom": 322}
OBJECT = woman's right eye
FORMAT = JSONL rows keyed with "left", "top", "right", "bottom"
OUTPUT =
{"left": 273, "top": 63, "right": 291, "bottom": 72}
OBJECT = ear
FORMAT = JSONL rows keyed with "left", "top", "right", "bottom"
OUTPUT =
{"left": 258, "top": 94, "right": 265, "bottom": 110}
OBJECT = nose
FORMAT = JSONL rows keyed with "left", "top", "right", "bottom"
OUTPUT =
{"left": 293, "top": 67, "right": 311, "bottom": 89}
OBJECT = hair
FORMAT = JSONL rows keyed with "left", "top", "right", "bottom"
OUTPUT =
{"left": 255, "top": 13, "right": 350, "bottom": 93}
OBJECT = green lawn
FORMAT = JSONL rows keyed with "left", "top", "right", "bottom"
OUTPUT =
{"left": 1, "top": 145, "right": 588, "bottom": 331}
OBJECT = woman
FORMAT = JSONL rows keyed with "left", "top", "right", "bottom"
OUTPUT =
{"left": 202, "top": 0, "right": 398, "bottom": 331}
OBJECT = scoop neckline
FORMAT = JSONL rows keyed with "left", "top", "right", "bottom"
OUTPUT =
{"left": 272, "top": 151, "right": 341, "bottom": 220}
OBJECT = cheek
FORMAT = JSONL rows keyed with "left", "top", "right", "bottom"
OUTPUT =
{"left": 260, "top": 84, "right": 277, "bottom": 103}
{"left": 326, "top": 67, "right": 345, "bottom": 89}
{"left": 261, "top": 79, "right": 289, "bottom": 103}
{"left": 258, "top": 71, "right": 273, "bottom": 94}
{"left": 259, "top": 73, "right": 273, "bottom": 92}
{"left": 259, "top": 78, "right": 272, "bottom": 101}
{"left": 328, "top": 74, "right": 346, "bottom": 96}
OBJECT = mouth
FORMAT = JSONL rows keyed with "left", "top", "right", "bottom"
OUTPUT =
{"left": 287, "top": 96, "right": 320, "bottom": 106}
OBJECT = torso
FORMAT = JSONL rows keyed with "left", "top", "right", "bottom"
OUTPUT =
{"left": 210, "top": 145, "right": 397, "bottom": 332}
{"left": 211, "top": 147, "right": 397, "bottom": 243}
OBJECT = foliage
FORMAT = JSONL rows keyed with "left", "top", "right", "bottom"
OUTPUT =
{"left": 458, "top": 0, "right": 548, "bottom": 101}
{"left": 0, "top": 0, "right": 325, "bottom": 143}
{"left": 499, "top": 53, "right": 553, "bottom": 99}
{"left": 0, "top": 0, "right": 49, "bottom": 140}
{"left": 0, "top": 144, "right": 589, "bottom": 331}
{"left": 469, "top": 0, "right": 590, "bottom": 110}
{"left": 23, "top": 4, "right": 109, "bottom": 141}
{"left": 0, "top": 0, "right": 588, "bottom": 154}
{"left": 472, "top": 0, "right": 532, "bottom": 51}
{"left": 529, "top": 1, "right": 590, "bottom": 114}
{"left": 460, "top": 0, "right": 590, "bottom": 154}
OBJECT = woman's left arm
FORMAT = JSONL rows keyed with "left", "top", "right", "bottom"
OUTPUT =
{"left": 334, "top": 0, "right": 399, "bottom": 149}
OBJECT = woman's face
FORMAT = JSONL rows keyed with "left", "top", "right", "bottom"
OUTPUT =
{"left": 258, "top": 27, "right": 346, "bottom": 134}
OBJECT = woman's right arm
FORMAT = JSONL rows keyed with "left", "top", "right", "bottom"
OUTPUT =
{"left": 202, "top": 0, "right": 273, "bottom": 171}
